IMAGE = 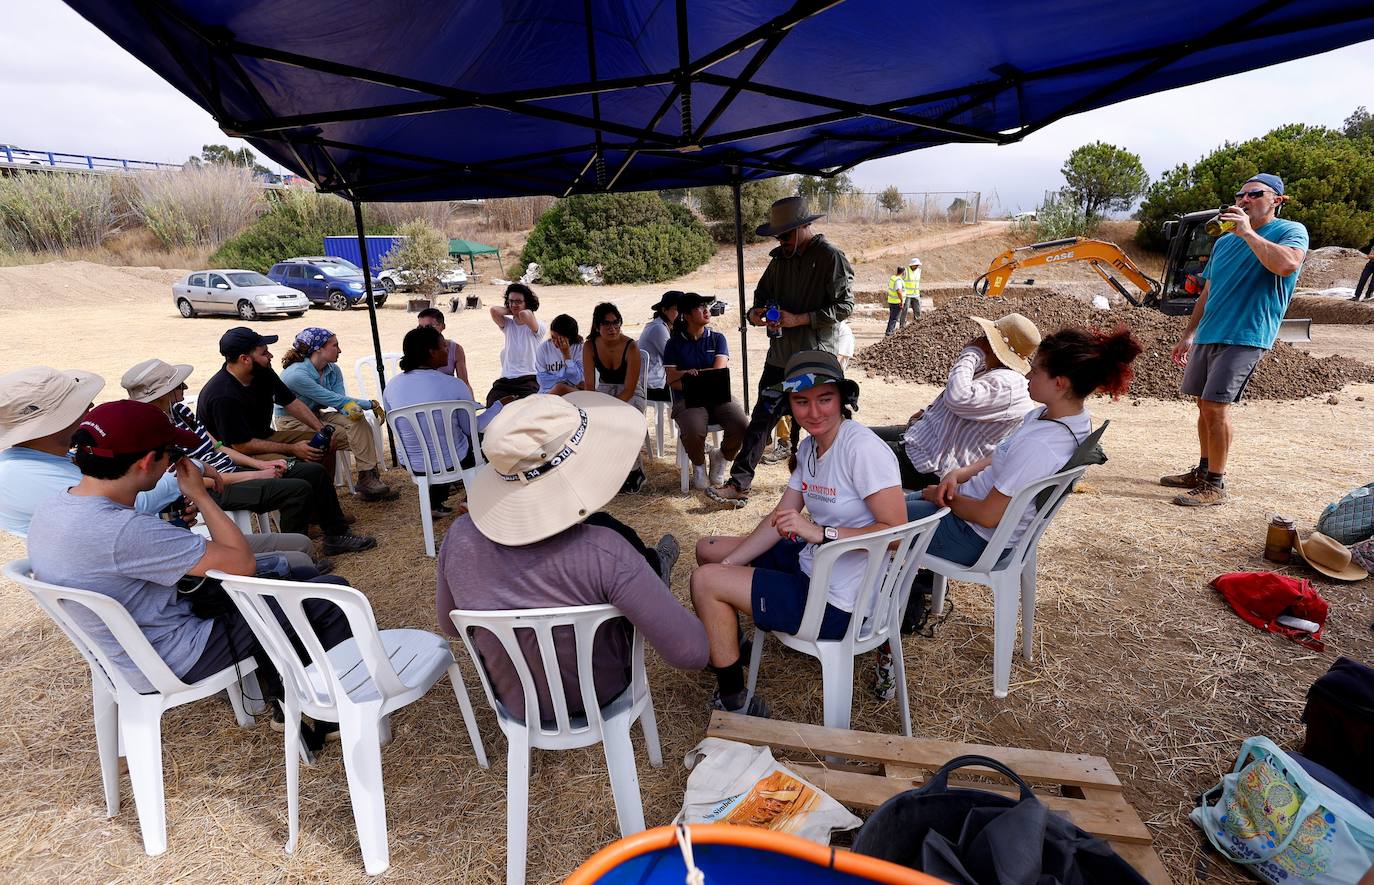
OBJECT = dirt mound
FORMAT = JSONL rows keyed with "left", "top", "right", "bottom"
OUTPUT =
{"left": 1298, "top": 246, "right": 1368, "bottom": 289}
{"left": 0, "top": 261, "right": 186, "bottom": 312}
{"left": 1287, "top": 294, "right": 1374, "bottom": 325}
{"left": 857, "top": 292, "right": 1374, "bottom": 401}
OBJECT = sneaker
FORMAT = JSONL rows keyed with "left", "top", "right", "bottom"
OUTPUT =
{"left": 620, "top": 467, "right": 647, "bottom": 494}
{"left": 323, "top": 532, "right": 378, "bottom": 555}
{"left": 692, "top": 464, "right": 708, "bottom": 490}
{"left": 654, "top": 534, "right": 680, "bottom": 585}
{"left": 708, "top": 447, "right": 729, "bottom": 486}
{"left": 1159, "top": 467, "right": 1205, "bottom": 488}
{"left": 705, "top": 482, "right": 749, "bottom": 509}
{"left": 760, "top": 441, "right": 791, "bottom": 465}
{"left": 1172, "top": 480, "right": 1230, "bottom": 507}
{"left": 873, "top": 649, "right": 896, "bottom": 702}
{"left": 710, "top": 688, "right": 772, "bottom": 718}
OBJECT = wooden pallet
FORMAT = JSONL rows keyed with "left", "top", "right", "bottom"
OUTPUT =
{"left": 708, "top": 712, "right": 1170, "bottom": 884}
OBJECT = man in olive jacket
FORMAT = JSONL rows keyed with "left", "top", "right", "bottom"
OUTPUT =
{"left": 707, "top": 197, "right": 854, "bottom": 507}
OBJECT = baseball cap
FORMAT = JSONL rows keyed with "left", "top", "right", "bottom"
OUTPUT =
{"left": 1243, "top": 173, "right": 1284, "bottom": 196}
{"left": 219, "top": 326, "right": 278, "bottom": 360}
{"left": 652, "top": 291, "right": 684, "bottom": 311}
{"left": 0, "top": 367, "right": 106, "bottom": 450}
{"left": 121, "top": 358, "right": 193, "bottom": 403}
{"left": 75, "top": 400, "right": 200, "bottom": 458}
{"left": 678, "top": 292, "right": 716, "bottom": 313}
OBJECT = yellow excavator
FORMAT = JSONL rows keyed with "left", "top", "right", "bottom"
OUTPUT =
{"left": 973, "top": 237, "right": 1160, "bottom": 307}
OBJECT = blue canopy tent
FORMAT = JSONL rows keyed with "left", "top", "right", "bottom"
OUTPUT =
{"left": 64, "top": 0, "right": 1374, "bottom": 407}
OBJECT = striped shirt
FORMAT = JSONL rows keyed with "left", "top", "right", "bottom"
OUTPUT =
{"left": 171, "top": 402, "right": 239, "bottom": 473}
{"left": 902, "top": 347, "right": 1034, "bottom": 477}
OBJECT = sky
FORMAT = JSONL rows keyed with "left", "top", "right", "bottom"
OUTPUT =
{"left": 3, "top": 1, "right": 1372, "bottom": 214}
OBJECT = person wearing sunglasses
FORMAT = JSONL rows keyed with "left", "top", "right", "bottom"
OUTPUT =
{"left": 1163, "top": 173, "right": 1308, "bottom": 507}
{"left": 583, "top": 301, "right": 648, "bottom": 492}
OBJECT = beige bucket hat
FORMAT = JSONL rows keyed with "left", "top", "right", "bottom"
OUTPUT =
{"left": 0, "top": 367, "right": 106, "bottom": 450}
{"left": 969, "top": 313, "right": 1041, "bottom": 375}
{"left": 121, "top": 358, "right": 194, "bottom": 404}
{"left": 1296, "top": 532, "right": 1368, "bottom": 582}
{"left": 468, "top": 391, "right": 645, "bottom": 546}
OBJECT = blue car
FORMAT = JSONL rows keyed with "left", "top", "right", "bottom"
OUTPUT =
{"left": 266, "top": 258, "right": 387, "bottom": 311}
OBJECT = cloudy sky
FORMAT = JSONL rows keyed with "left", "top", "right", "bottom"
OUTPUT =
{"left": 3, "top": 2, "right": 1371, "bottom": 213}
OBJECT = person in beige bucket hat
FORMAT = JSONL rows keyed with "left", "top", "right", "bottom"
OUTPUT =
{"left": 869, "top": 314, "right": 1041, "bottom": 491}
{"left": 434, "top": 390, "right": 708, "bottom": 721}
{"left": 1296, "top": 532, "right": 1368, "bottom": 582}
{"left": 0, "top": 366, "right": 184, "bottom": 536}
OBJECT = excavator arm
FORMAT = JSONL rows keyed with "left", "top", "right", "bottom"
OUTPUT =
{"left": 974, "top": 237, "right": 1161, "bottom": 307}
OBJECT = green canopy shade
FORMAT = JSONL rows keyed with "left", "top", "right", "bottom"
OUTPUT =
{"left": 448, "top": 238, "right": 503, "bottom": 274}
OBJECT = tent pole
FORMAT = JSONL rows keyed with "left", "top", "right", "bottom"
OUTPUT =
{"left": 352, "top": 199, "right": 398, "bottom": 468}
{"left": 731, "top": 174, "right": 749, "bottom": 412}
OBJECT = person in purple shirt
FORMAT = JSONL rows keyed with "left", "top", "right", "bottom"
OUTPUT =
{"left": 435, "top": 391, "right": 704, "bottom": 721}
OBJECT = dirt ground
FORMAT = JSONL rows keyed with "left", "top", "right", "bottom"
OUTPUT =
{"left": 1, "top": 224, "right": 1372, "bottom": 883}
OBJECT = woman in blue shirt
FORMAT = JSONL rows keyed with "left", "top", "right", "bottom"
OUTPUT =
{"left": 663, "top": 293, "right": 748, "bottom": 490}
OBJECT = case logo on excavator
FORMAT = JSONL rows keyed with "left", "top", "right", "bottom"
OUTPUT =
{"left": 1045, "top": 251, "right": 1075, "bottom": 262}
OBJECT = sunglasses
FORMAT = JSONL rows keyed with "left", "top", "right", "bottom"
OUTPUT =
{"left": 1234, "top": 189, "right": 1270, "bottom": 200}
{"left": 599, "top": 318, "right": 622, "bottom": 327}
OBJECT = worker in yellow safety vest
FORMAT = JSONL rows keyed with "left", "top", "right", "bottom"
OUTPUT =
{"left": 900, "top": 257, "right": 922, "bottom": 328}
{"left": 884, "top": 265, "right": 905, "bottom": 336}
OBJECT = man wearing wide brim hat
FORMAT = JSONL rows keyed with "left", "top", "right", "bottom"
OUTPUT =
{"left": 869, "top": 314, "right": 1040, "bottom": 491}
{"left": 435, "top": 391, "right": 708, "bottom": 717}
{"left": 0, "top": 366, "right": 183, "bottom": 536}
{"left": 1296, "top": 532, "right": 1368, "bottom": 582}
{"left": 707, "top": 196, "right": 855, "bottom": 509}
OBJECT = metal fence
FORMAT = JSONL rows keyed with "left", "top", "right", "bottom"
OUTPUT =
{"left": 811, "top": 190, "right": 982, "bottom": 224}
{"left": 0, "top": 145, "right": 183, "bottom": 173}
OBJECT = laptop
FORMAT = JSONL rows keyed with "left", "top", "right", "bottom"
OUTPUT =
{"left": 681, "top": 367, "right": 731, "bottom": 409}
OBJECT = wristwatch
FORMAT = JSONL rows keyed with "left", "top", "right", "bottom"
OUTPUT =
{"left": 821, "top": 525, "right": 840, "bottom": 544}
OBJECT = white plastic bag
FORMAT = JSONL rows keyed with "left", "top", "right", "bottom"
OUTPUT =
{"left": 679, "top": 737, "right": 860, "bottom": 844}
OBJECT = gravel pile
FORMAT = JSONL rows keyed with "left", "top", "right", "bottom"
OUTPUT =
{"left": 856, "top": 292, "right": 1374, "bottom": 401}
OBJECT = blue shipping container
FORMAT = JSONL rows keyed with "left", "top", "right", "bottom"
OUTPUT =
{"left": 323, "top": 235, "right": 403, "bottom": 276}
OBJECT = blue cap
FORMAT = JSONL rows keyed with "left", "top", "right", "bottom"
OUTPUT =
{"left": 1244, "top": 173, "right": 1284, "bottom": 196}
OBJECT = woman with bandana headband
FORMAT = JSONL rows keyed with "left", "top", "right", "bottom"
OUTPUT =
{"left": 278, "top": 327, "right": 398, "bottom": 501}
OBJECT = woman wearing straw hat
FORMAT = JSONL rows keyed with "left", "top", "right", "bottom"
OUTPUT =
{"left": 690, "top": 351, "right": 906, "bottom": 716}
{"left": 435, "top": 392, "right": 706, "bottom": 718}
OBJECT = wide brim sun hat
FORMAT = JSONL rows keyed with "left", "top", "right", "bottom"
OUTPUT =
{"left": 767, "top": 349, "right": 860, "bottom": 412}
{"left": 1296, "top": 531, "right": 1368, "bottom": 582}
{"left": 467, "top": 391, "right": 646, "bottom": 546}
{"left": 0, "top": 367, "right": 106, "bottom": 450}
{"left": 755, "top": 196, "right": 825, "bottom": 238}
{"left": 969, "top": 313, "right": 1041, "bottom": 375}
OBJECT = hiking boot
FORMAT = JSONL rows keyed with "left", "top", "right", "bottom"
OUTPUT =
{"left": 692, "top": 464, "right": 708, "bottom": 490}
{"left": 710, "top": 688, "right": 771, "bottom": 718}
{"left": 760, "top": 441, "right": 791, "bottom": 465}
{"left": 432, "top": 502, "right": 455, "bottom": 519}
{"left": 705, "top": 482, "right": 749, "bottom": 509}
{"left": 357, "top": 469, "right": 398, "bottom": 502}
{"left": 1159, "top": 466, "right": 1205, "bottom": 488}
{"left": 708, "top": 447, "right": 729, "bottom": 486}
{"left": 1172, "top": 480, "right": 1230, "bottom": 507}
{"left": 323, "top": 532, "right": 378, "bottom": 555}
{"left": 655, "top": 534, "right": 680, "bottom": 586}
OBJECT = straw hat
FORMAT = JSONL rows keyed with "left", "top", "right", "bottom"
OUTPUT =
{"left": 1296, "top": 532, "right": 1368, "bottom": 582}
{"left": 755, "top": 196, "right": 824, "bottom": 238}
{"left": 969, "top": 313, "right": 1041, "bottom": 375}
{"left": 121, "top": 358, "right": 193, "bottom": 403}
{"left": 0, "top": 366, "right": 106, "bottom": 450}
{"left": 467, "top": 391, "right": 645, "bottom": 546}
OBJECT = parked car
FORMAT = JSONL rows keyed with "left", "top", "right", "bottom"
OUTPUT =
{"left": 376, "top": 265, "right": 467, "bottom": 294}
{"left": 266, "top": 258, "right": 386, "bottom": 311}
{"left": 0, "top": 144, "right": 44, "bottom": 165}
{"left": 171, "top": 270, "right": 310, "bottom": 320}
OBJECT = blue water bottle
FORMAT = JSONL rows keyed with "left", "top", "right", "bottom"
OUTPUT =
{"left": 308, "top": 424, "right": 335, "bottom": 451}
{"left": 765, "top": 302, "right": 783, "bottom": 339}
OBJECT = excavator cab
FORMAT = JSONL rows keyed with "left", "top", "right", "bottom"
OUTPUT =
{"left": 1156, "top": 209, "right": 1219, "bottom": 315}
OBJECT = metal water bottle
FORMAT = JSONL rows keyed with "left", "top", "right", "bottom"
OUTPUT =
{"left": 308, "top": 424, "right": 335, "bottom": 451}
{"left": 765, "top": 303, "right": 783, "bottom": 339}
{"left": 1263, "top": 514, "right": 1296, "bottom": 564}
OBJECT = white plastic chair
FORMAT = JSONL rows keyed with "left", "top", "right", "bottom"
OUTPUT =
{"left": 647, "top": 399, "right": 669, "bottom": 458}
{"left": 385, "top": 400, "right": 486, "bottom": 557}
{"left": 675, "top": 423, "right": 721, "bottom": 493}
{"left": 353, "top": 352, "right": 404, "bottom": 404}
{"left": 745, "top": 511, "right": 947, "bottom": 735}
{"left": 3, "top": 559, "right": 260, "bottom": 857}
{"left": 923, "top": 466, "right": 1088, "bottom": 699}
{"left": 210, "top": 571, "right": 488, "bottom": 876}
{"left": 448, "top": 604, "right": 661, "bottom": 885}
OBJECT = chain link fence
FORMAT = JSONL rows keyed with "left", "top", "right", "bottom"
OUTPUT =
{"left": 812, "top": 190, "right": 982, "bottom": 224}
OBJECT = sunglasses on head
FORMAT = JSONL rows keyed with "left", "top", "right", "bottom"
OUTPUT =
{"left": 1234, "top": 189, "right": 1269, "bottom": 200}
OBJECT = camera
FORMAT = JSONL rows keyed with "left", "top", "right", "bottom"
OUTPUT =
{"left": 709, "top": 299, "right": 729, "bottom": 317}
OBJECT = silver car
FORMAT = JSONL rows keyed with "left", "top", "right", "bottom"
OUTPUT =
{"left": 172, "top": 269, "right": 311, "bottom": 320}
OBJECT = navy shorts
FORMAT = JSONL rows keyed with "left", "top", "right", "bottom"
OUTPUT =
{"left": 749, "top": 539, "right": 851, "bottom": 640}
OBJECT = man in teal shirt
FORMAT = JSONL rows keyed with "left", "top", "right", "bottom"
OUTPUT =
{"left": 1163, "top": 173, "right": 1307, "bottom": 506}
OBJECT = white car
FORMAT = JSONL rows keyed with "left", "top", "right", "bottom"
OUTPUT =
{"left": 376, "top": 265, "right": 467, "bottom": 294}
{"left": 172, "top": 269, "right": 311, "bottom": 320}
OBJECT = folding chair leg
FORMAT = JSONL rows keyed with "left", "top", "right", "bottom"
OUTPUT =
{"left": 119, "top": 701, "right": 168, "bottom": 856}
{"left": 990, "top": 574, "right": 1019, "bottom": 699}
{"left": 446, "top": 663, "right": 488, "bottom": 768}
{"left": 92, "top": 677, "right": 120, "bottom": 818}
{"left": 340, "top": 712, "right": 390, "bottom": 876}
{"left": 638, "top": 694, "right": 663, "bottom": 768}
{"left": 602, "top": 722, "right": 647, "bottom": 836}
{"left": 889, "top": 634, "right": 912, "bottom": 737}
{"left": 505, "top": 733, "right": 531, "bottom": 885}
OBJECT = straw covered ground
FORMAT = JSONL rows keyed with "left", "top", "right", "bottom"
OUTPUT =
{"left": 0, "top": 252, "right": 1372, "bottom": 883}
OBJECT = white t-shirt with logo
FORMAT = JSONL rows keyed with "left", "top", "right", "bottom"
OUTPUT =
{"left": 957, "top": 405, "right": 1090, "bottom": 545}
{"left": 786, "top": 419, "right": 901, "bottom": 612}
{"left": 499, "top": 316, "right": 547, "bottom": 378}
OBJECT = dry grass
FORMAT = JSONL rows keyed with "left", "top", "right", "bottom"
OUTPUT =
{"left": 0, "top": 232, "right": 1371, "bottom": 883}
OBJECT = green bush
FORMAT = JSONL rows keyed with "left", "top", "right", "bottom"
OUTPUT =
{"left": 0, "top": 173, "right": 118, "bottom": 252}
{"left": 694, "top": 177, "right": 794, "bottom": 244}
{"left": 210, "top": 190, "right": 392, "bottom": 272}
{"left": 382, "top": 220, "right": 454, "bottom": 294}
{"left": 1134, "top": 124, "right": 1374, "bottom": 250}
{"left": 521, "top": 193, "right": 715, "bottom": 284}
{"left": 1033, "top": 190, "right": 1098, "bottom": 239}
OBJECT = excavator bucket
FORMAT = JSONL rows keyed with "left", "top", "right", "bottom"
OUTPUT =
{"left": 1277, "top": 318, "right": 1313, "bottom": 343}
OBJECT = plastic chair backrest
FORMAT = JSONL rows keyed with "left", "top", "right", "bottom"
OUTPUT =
{"left": 449, "top": 603, "right": 645, "bottom": 738}
{"left": 966, "top": 466, "right": 1088, "bottom": 574}
{"left": 384, "top": 400, "right": 485, "bottom": 479}
{"left": 4, "top": 558, "right": 189, "bottom": 696}
{"left": 209, "top": 571, "right": 410, "bottom": 710}
{"left": 354, "top": 353, "right": 403, "bottom": 403}
{"left": 798, "top": 510, "right": 947, "bottom": 644}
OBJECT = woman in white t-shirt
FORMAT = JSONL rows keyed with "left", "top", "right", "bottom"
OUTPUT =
{"left": 484, "top": 283, "right": 547, "bottom": 407}
{"left": 689, "top": 350, "right": 906, "bottom": 715}
{"left": 905, "top": 326, "right": 1142, "bottom": 568}
{"left": 535, "top": 314, "right": 585, "bottom": 395}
